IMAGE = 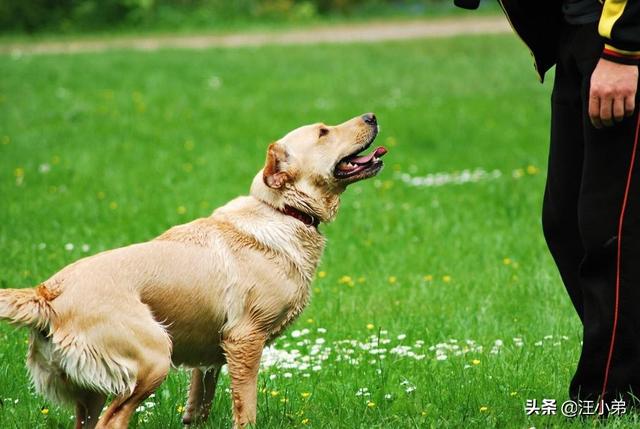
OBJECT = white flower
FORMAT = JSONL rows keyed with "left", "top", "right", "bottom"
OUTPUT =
{"left": 356, "top": 388, "right": 369, "bottom": 396}
{"left": 397, "top": 334, "right": 407, "bottom": 340}
{"left": 208, "top": 75, "right": 222, "bottom": 89}
{"left": 283, "top": 372, "right": 292, "bottom": 378}
{"left": 81, "top": 244, "right": 90, "bottom": 252}
{"left": 269, "top": 374, "right": 277, "bottom": 380}
{"left": 64, "top": 243, "right": 74, "bottom": 251}
{"left": 291, "top": 330, "right": 302, "bottom": 338}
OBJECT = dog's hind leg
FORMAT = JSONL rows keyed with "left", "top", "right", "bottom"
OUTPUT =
{"left": 182, "top": 366, "right": 221, "bottom": 425}
{"left": 96, "top": 352, "right": 171, "bottom": 429}
{"left": 75, "top": 391, "right": 106, "bottom": 429}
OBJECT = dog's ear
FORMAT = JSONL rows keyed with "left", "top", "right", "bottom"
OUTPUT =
{"left": 263, "top": 143, "right": 292, "bottom": 189}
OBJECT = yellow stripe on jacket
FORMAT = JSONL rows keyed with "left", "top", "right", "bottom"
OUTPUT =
{"left": 599, "top": 0, "right": 628, "bottom": 40}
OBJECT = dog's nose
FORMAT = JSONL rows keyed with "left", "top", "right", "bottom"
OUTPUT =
{"left": 362, "top": 113, "right": 377, "bottom": 126}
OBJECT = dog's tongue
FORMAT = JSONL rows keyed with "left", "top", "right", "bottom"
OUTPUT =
{"left": 349, "top": 146, "right": 388, "bottom": 164}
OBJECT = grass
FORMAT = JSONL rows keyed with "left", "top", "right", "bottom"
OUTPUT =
{"left": 0, "top": 34, "right": 636, "bottom": 428}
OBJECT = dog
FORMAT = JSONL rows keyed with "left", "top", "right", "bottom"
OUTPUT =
{"left": 0, "top": 113, "right": 387, "bottom": 428}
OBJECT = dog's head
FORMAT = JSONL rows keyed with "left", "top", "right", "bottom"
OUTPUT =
{"left": 251, "top": 113, "right": 387, "bottom": 223}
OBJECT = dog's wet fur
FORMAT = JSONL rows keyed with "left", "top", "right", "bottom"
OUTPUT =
{"left": 0, "top": 113, "right": 386, "bottom": 428}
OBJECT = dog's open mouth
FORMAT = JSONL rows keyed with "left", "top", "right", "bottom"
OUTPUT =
{"left": 334, "top": 145, "right": 388, "bottom": 181}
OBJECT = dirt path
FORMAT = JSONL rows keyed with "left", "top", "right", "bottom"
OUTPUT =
{"left": 1, "top": 15, "right": 509, "bottom": 56}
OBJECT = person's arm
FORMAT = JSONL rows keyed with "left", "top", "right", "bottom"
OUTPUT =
{"left": 589, "top": 0, "right": 640, "bottom": 128}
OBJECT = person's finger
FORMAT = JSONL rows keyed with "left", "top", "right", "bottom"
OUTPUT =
{"left": 600, "top": 96, "right": 614, "bottom": 127}
{"left": 613, "top": 96, "right": 625, "bottom": 122}
{"left": 625, "top": 96, "right": 636, "bottom": 117}
{"left": 589, "top": 94, "right": 603, "bottom": 129}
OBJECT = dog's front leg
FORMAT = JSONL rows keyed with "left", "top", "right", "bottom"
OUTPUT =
{"left": 223, "top": 332, "right": 266, "bottom": 428}
{"left": 183, "top": 366, "right": 221, "bottom": 425}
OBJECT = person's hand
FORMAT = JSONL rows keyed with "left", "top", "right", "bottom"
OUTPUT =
{"left": 589, "top": 58, "right": 638, "bottom": 128}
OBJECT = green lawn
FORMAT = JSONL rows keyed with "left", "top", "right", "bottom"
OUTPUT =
{"left": 1, "top": 35, "right": 636, "bottom": 428}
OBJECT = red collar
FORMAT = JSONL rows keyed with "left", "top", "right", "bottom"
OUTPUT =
{"left": 280, "top": 205, "right": 319, "bottom": 228}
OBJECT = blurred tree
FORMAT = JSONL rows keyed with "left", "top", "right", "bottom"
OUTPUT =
{"left": 0, "top": 0, "right": 456, "bottom": 34}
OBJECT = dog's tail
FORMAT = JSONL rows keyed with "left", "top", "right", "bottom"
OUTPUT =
{"left": 0, "top": 284, "right": 57, "bottom": 330}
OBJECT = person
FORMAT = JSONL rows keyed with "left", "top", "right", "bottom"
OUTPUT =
{"left": 457, "top": 0, "right": 640, "bottom": 413}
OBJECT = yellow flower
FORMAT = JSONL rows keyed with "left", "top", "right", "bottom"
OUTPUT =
{"left": 503, "top": 257, "right": 512, "bottom": 265}
{"left": 480, "top": 406, "right": 488, "bottom": 412}
{"left": 280, "top": 398, "right": 289, "bottom": 403}
{"left": 318, "top": 271, "right": 326, "bottom": 278}
{"left": 109, "top": 201, "right": 118, "bottom": 210}
{"left": 14, "top": 167, "right": 24, "bottom": 178}
{"left": 421, "top": 411, "right": 427, "bottom": 416}
{"left": 366, "top": 323, "right": 375, "bottom": 330}
{"left": 388, "top": 276, "right": 397, "bottom": 284}
{"left": 301, "top": 392, "right": 311, "bottom": 399}
{"left": 472, "top": 359, "right": 481, "bottom": 365}
{"left": 41, "top": 408, "right": 49, "bottom": 415}
{"left": 510, "top": 391, "right": 518, "bottom": 397}
{"left": 385, "top": 136, "right": 398, "bottom": 147}
{"left": 423, "top": 274, "right": 433, "bottom": 281}
{"left": 177, "top": 206, "right": 187, "bottom": 215}
{"left": 270, "top": 390, "right": 279, "bottom": 397}
{"left": 313, "top": 287, "right": 321, "bottom": 293}
{"left": 526, "top": 165, "right": 540, "bottom": 175}
{"left": 301, "top": 418, "right": 310, "bottom": 425}
{"left": 367, "top": 401, "right": 376, "bottom": 408}
{"left": 339, "top": 275, "right": 354, "bottom": 287}
{"left": 442, "top": 275, "right": 452, "bottom": 283}
{"left": 306, "top": 318, "right": 314, "bottom": 324}
{"left": 177, "top": 405, "right": 184, "bottom": 413}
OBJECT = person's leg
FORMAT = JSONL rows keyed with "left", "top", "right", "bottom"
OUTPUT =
{"left": 543, "top": 23, "right": 586, "bottom": 321}
{"left": 569, "top": 22, "right": 640, "bottom": 407}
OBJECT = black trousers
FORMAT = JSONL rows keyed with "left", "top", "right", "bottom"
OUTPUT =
{"left": 543, "top": 22, "right": 640, "bottom": 406}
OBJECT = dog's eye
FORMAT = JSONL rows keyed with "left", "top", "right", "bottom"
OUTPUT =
{"left": 319, "top": 127, "right": 329, "bottom": 138}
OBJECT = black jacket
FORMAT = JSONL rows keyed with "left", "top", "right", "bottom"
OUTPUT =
{"left": 496, "top": 0, "right": 640, "bottom": 82}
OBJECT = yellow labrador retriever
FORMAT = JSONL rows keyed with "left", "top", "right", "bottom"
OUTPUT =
{"left": 0, "top": 113, "right": 386, "bottom": 428}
